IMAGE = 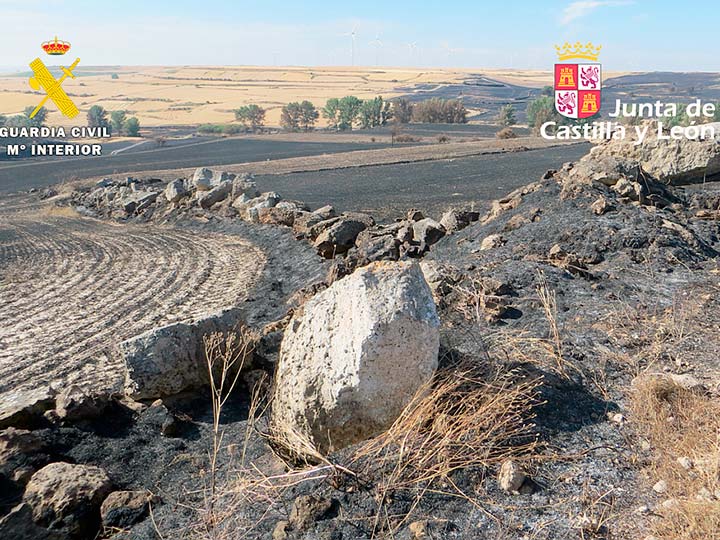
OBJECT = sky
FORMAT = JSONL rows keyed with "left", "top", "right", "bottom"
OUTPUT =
{"left": 0, "top": 0, "right": 718, "bottom": 71}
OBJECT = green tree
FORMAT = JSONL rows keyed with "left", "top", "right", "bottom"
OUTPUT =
{"left": 111, "top": 110, "right": 127, "bottom": 134}
{"left": 526, "top": 95, "right": 556, "bottom": 128}
{"left": 412, "top": 98, "right": 467, "bottom": 123}
{"left": 280, "top": 102, "right": 302, "bottom": 131}
{"left": 125, "top": 117, "right": 141, "bottom": 137}
{"left": 24, "top": 106, "right": 47, "bottom": 127}
{"left": 5, "top": 115, "right": 29, "bottom": 128}
{"left": 666, "top": 103, "right": 691, "bottom": 128}
{"left": 0, "top": 115, "right": 6, "bottom": 128}
{"left": 359, "top": 97, "right": 382, "bottom": 129}
{"left": 323, "top": 98, "right": 341, "bottom": 130}
{"left": 541, "top": 85, "right": 554, "bottom": 97}
{"left": 714, "top": 103, "right": 720, "bottom": 122}
{"left": 87, "top": 105, "right": 110, "bottom": 130}
{"left": 298, "top": 100, "right": 319, "bottom": 131}
{"left": 234, "top": 104, "right": 266, "bottom": 131}
{"left": 497, "top": 104, "right": 516, "bottom": 126}
{"left": 392, "top": 98, "right": 414, "bottom": 124}
{"left": 337, "top": 96, "right": 362, "bottom": 130}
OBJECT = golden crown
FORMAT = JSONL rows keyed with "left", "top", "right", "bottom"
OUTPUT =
{"left": 42, "top": 36, "right": 71, "bottom": 56}
{"left": 555, "top": 41, "right": 601, "bottom": 62}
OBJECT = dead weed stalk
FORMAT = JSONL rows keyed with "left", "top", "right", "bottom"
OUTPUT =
{"left": 201, "top": 326, "right": 258, "bottom": 539}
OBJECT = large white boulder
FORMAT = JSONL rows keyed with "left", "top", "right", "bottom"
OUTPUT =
{"left": 270, "top": 261, "right": 440, "bottom": 457}
{"left": 589, "top": 123, "right": 720, "bottom": 184}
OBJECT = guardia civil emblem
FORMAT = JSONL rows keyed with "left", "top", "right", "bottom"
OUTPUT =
{"left": 553, "top": 41, "right": 601, "bottom": 119}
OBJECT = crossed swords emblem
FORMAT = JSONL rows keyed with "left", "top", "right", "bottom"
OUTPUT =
{"left": 28, "top": 57, "right": 81, "bottom": 119}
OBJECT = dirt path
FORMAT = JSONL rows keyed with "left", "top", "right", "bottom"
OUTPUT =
{"left": 0, "top": 194, "right": 324, "bottom": 421}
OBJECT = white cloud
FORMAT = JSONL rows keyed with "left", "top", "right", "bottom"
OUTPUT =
{"left": 560, "top": 1, "right": 634, "bottom": 25}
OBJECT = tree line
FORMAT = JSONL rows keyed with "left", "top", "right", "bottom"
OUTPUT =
{"left": 0, "top": 106, "right": 141, "bottom": 136}
{"left": 209, "top": 97, "right": 469, "bottom": 133}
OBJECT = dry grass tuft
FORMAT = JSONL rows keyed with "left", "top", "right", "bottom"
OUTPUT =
{"left": 630, "top": 375, "right": 720, "bottom": 540}
{"left": 351, "top": 358, "right": 541, "bottom": 535}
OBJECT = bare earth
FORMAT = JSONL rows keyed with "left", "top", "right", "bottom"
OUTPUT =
{"left": 0, "top": 194, "right": 325, "bottom": 421}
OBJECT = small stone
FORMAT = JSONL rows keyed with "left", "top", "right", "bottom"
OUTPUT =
{"left": 498, "top": 460, "right": 526, "bottom": 493}
{"left": 23, "top": 462, "right": 113, "bottom": 537}
{"left": 407, "top": 209, "right": 424, "bottom": 221}
{"left": 653, "top": 480, "right": 668, "bottom": 494}
{"left": 272, "top": 520, "right": 289, "bottom": 540}
{"left": 409, "top": 520, "right": 429, "bottom": 539}
{"left": 55, "top": 385, "right": 104, "bottom": 422}
{"left": 100, "top": 490, "right": 150, "bottom": 529}
{"left": 479, "top": 234, "right": 504, "bottom": 251}
{"left": 609, "top": 412, "right": 625, "bottom": 424}
{"left": 696, "top": 487, "right": 714, "bottom": 501}
{"left": 590, "top": 195, "right": 612, "bottom": 215}
{"left": 288, "top": 495, "right": 333, "bottom": 530}
{"left": 635, "top": 505, "right": 650, "bottom": 514}
{"left": 660, "top": 498, "right": 678, "bottom": 509}
{"left": 676, "top": 456, "right": 693, "bottom": 470}
{"left": 0, "top": 428, "right": 43, "bottom": 464}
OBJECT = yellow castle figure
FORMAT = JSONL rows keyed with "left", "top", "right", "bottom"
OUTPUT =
{"left": 557, "top": 67, "right": 575, "bottom": 88}
{"left": 581, "top": 93, "right": 598, "bottom": 114}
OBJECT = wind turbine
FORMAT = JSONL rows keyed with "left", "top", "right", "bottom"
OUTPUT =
{"left": 441, "top": 42, "right": 460, "bottom": 66}
{"left": 342, "top": 27, "right": 358, "bottom": 66}
{"left": 407, "top": 41, "right": 418, "bottom": 65}
{"left": 370, "top": 33, "right": 383, "bottom": 66}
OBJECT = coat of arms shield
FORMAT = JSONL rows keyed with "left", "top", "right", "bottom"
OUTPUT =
{"left": 554, "top": 63, "right": 601, "bottom": 119}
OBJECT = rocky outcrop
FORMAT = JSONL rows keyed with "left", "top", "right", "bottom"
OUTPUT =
{"left": 121, "top": 307, "right": 249, "bottom": 399}
{"left": 23, "top": 462, "right": 113, "bottom": 538}
{"left": 314, "top": 213, "right": 375, "bottom": 258}
{"left": 192, "top": 167, "right": 236, "bottom": 191}
{"left": 196, "top": 180, "right": 232, "bottom": 209}
{"left": 270, "top": 261, "right": 439, "bottom": 458}
{"left": 588, "top": 123, "right": 720, "bottom": 184}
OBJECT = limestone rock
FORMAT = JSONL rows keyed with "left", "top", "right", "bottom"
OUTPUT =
{"left": 24, "top": 462, "right": 113, "bottom": 537}
{"left": 192, "top": 167, "right": 236, "bottom": 191}
{"left": 0, "top": 503, "right": 62, "bottom": 540}
{"left": 355, "top": 229, "right": 401, "bottom": 262}
{"left": 197, "top": 180, "right": 232, "bottom": 209}
{"left": 270, "top": 261, "right": 439, "bottom": 457}
{"left": 439, "top": 209, "right": 479, "bottom": 233}
{"left": 121, "top": 307, "right": 248, "bottom": 399}
{"left": 589, "top": 125, "right": 720, "bottom": 184}
{"left": 412, "top": 218, "right": 446, "bottom": 246}
{"left": 163, "top": 179, "right": 187, "bottom": 203}
{"left": 479, "top": 234, "right": 504, "bottom": 251}
{"left": 314, "top": 213, "right": 374, "bottom": 258}
{"left": 100, "top": 490, "right": 150, "bottom": 529}
{"left": 498, "top": 460, "right": 526, "bottom": 493}
{"left": 288, "top": 495, "right": 334, "bottom": 530}
{"left": 54, "top": 386, "right": 105, "bottom": 422}
{"left": 0, "top": 386, "right": 57, "bottom": 429}
{"left": 590, "top": 195, "right": 613, "bottom": 215}
{"left": 258, "top": 206, "right": 299, "bottom": 227}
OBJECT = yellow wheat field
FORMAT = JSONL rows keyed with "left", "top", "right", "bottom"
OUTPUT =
{"left": 0, "top": 65, "right": 630, "bottom": 128}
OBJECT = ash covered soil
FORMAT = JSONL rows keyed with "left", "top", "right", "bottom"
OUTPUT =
{"left": 2, "top": 131, "right": 720, "bottom": 540}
